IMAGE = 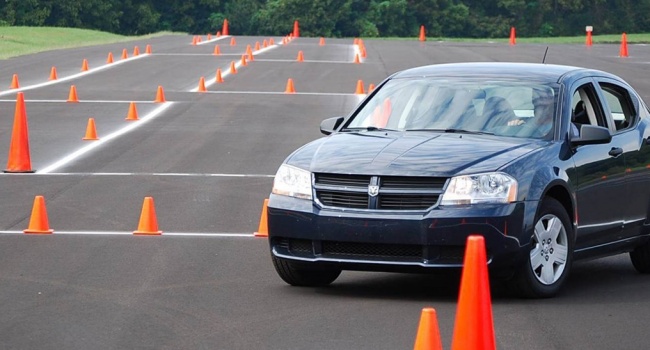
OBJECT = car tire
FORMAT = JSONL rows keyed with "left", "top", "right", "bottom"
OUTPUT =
{"left": 271, "top": 255, "right": 341, "bottom": 287}
{"left": 630, "top": 241, "right": 650, "bottom": 273}
{"left": 513, "top": 198, "right": 574, "bottom": 298}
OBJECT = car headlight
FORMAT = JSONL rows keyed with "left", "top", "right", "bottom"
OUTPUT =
{"left": 272, "top": 164, "right": 313, "bottom": 200}
{"left": 440, "top": 172, "right": 517, "bottom": 205}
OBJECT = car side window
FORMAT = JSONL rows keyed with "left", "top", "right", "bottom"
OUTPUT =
{"left": 598, "top": 82, "right": 636, "bottom": 132}
{"left": 571, "top": 83, "right": 609, "bottom": 136}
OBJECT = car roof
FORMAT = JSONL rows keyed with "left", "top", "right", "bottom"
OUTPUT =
{"left": 391, "top": 62, "right": 618, "bottom": 84}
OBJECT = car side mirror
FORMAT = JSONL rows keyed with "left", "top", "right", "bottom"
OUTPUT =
{"left": 320, "top": 116, "right": 345, "bottom": 135}
{"left": 571, "top": 124, "right": 612, "bottom": 145}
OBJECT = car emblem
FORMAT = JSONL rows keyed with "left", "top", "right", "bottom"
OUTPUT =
{"left": 368, "top": 185, "right": 379, "bottom": 197}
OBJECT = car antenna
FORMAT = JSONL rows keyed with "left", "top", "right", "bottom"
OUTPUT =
{"left": 542, "top": 46, "right": 549, "bottom": 64}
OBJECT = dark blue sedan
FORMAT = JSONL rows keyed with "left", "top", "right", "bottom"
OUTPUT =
{"left": 267, "top": 62, "right": 650, "bottom": 298}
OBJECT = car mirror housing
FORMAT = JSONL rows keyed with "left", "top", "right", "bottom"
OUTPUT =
{"left": 320, "top": 116, "right": 345, "bottom": 135}
{"left": 571, "top": 124, "right": 612, "bottom": 145}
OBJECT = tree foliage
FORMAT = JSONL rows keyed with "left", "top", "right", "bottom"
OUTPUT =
{"left": 1, "top": 0, "right": 649, "bottom": 38}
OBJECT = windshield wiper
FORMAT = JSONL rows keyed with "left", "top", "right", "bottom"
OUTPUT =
{"left": 342, "top": 126, "right": 398, "bottom": 132}
{"left": 406, "top": 128, "right": 494, "bottom": 135}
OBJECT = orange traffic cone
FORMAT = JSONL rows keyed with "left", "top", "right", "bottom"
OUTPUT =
{"left": 216, "top": 31, "right": 221, "bottom": 37}
{"left": 67, "top": 85, "right": 79, "bottom": 103}
{"left": 368, "top": 83, "right": 375, "bottom": 93}
{"left": 10, "top": 74, "right": 19, "bottom": 89}
{"left": 192, "top": 36, "right": 198, "bottom": 45}
{"left": 269, "top": 38, "right": 275, "bottom": 45}
{"left": 82, "top": 118, "right": 99, "bottom": 140}
{"left": 354, "top": 53, "right": 361, "bottom": 64}
{"left": 355, "top": 80, "right": 365, "bottom": 95}
{"left": 246, "top": 45, "right": 254, "bottom": 61}
{"left": 255, "top": 41, "right": 261, "bottom": 51}
{"left": 24, "top": 196, "right": 53, "bottom": 234}
{"left": 133, "top": 197, "right": 162, "bottom": 235}
{"left": 121, "top": 48, "right": 128, "bottom": 59}
{"left": 230, "top": 61, "right": 237, "bottom": 74}
{"left": 263, "top": 39, "right": 269, "bottom": 48}
{"left": 586, "top": 30, "right": 593, "bottom": 47}
{"left": 509, "top": 27, "right": 516, "bottom": 46}
{"left": 285, "top": 78, "right": 296, "bottom": 94}
{"left": 230, "top": 37, "right": 236, "bottom": 46}
{"left": 145, "top": 44, "right": 152, "bottom": 54}
{"left": 620, "top": 33, "right": 629, "bottom": 57}
{"left": 296, "top": 50, "right": 305, "bottom": 62}
{"left": 196, "top": 36, "right": 203, "bottom": 44}
{"left": 354, "top": 38, "right": 359, "bottom": 45}
{"left": 5, "top": 92, "right": 33, "bottom": 173}
{"left": 451, "top": 235, "right": 495, "bottom": 350}
{"left": 319, "top": 37, "right": 325, "bottom": 46}
{"left": 413, "top": 308, "right": 443, "bottom": 350}
{"left": 125, "top": 102, "right": 139, "bottom": 121}
{"left": 198, "top": 76, "right": 207, "bottom": 92}
{"left": 81, "top": 58, "right": 89, "bottom": 71}
{"left": 49, "top": 67, "right": 58, "bottom": 81}
{"left": 133, "top": 46, "right": 140, "bottom": 56}
{"left": 216, "top": 69, "right": 224, "bottom": 83}
{"left": 419, "top": 25, "right": 426, "bottom": 42}
{"left": 254, "top": 199, "right": 269, "bottom": 237}
{"left": 213, "top": 45, "right": 221, "bottom": 55}
{"left": 207, "top": 33, "right": 212, "bottom": 41}
{"left": 154, "top": 86, "right": 166, "bottom": 103}
{"left": 222, "top": 18, "right": 229, "bottom": 36}
{"left": 241, "top": 54, "right": 248, "bottom": 66}
{"left": 293, "top": 20, "right": 300, "bottom": 37}
{"left": 107, "top": 52, "right": 114, "bottom": 63}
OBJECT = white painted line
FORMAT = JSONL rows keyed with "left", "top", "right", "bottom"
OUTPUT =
{"left": 0, "top": 230, "right": 255, "bottom": 237}
{"left": 196, "top": 35, "right": 231, "bottom": 46}
{"left": 37, "top": 102, "right": 174, "bottom": 174}
{"left": 189, "top": 44, "right": 280, "bottom": 92}
{"left": 203, "top": 90, "right": 362, "bottom": 97}
{"left": 20, "top": 172, "right": 275, "bottom": 178}
{"left": 353, "top": 44, "right": 363, "bottom": 63}
{"left": 255, "top": 59, "right": 360, "bottom": 64}
{"left": 0, "top": 99, "right": 157, "bottom": 104}
{"left": 0, "top": 53, "right": 150, "bottom": 97}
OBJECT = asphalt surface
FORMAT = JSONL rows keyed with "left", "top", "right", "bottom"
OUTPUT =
{"left": 1, "top": 34, "right": 650, "bottom": 349}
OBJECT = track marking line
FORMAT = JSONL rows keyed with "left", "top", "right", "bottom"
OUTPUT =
{"left": 37, "top": 102, "right": 174, "bottom": 174}
{"left": 15, "top": 172, "right": 275, "bottom": 178}
{"left": 0, "top": 53, "right": 151, "bottom": 97}
{"left": 0, "top": 99, "right": 157, "bottom": 104}
{"left": 0, "top": 230, "right": 254, "bottom": 237}
{"left": 195, "top": 35, "right": 231, "bottom": 46}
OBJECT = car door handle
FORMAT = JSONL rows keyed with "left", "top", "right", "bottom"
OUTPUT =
{"left": 608, "top": 147, "right": 623, "bottom": 157}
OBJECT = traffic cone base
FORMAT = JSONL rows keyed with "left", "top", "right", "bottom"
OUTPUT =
{"left": 24, "top": 196, "right": 53, "bottom": 234}
{"left": 413, "top": 308, "right": 443, "bottom": 350}
{"left": 254, "top": 199, "right": 269, "bottom": 237}
{"left": 5, "top": 92, "right": 34, "bottom": 173}
{"left": 82, "top": 118, "right": 99, "bottom": 140}
{"left": 133, "top": 197, "right": 162, "bottom": 235}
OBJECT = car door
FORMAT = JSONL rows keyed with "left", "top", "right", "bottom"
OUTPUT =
{"left": 594, "top": 77, "right": 650, "bottom": 239}
{"left": 569, "top": 78, "right": 628, "bottom": 250}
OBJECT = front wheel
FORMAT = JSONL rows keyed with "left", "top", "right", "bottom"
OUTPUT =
{"left": 271, "top": 255, "right": 341, "bottom": 287}
{"left": 629, "top": 240, "right": 650, "bottom": 273}
{"left": 513, "top": 198, "right": 574, "bottom": 298}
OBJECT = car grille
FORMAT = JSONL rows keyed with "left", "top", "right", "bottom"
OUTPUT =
{"left": 321, "top": 241, "right": 422, "bottom": 259}
{"left": 314, "top": 173, "right": 447, "bottom": 211}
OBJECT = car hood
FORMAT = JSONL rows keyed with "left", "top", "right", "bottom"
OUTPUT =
{"left": 286, "top": 131, "right": 543, "bottom": 177}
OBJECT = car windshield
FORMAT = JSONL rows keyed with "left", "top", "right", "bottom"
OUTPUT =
{"left": 345, "top": 77, "right": 560, "bottom": 139}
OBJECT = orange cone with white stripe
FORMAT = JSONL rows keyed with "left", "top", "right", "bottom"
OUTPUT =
{"left": 24, "top": 196, "right": 54, "bottom": 234}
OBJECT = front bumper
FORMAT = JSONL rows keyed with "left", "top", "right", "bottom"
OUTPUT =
{"left": 268, "top": 194, "right": 532, "bottom": 275}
